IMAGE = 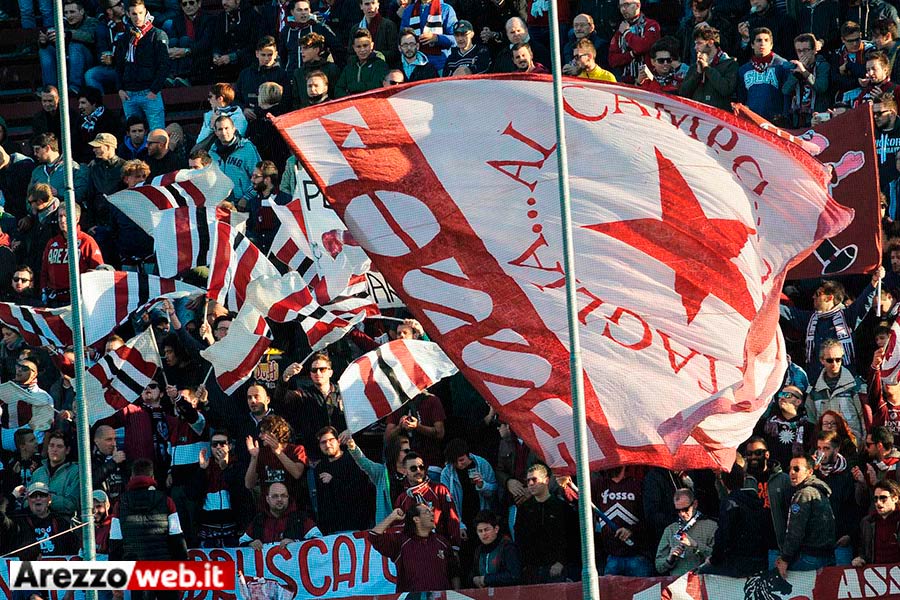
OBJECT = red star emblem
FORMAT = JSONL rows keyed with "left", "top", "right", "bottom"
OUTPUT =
{"left": 584, "top": 148, "right": 757, "bottom": 325}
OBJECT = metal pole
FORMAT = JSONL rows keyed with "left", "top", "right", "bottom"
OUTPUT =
{"left": 53, "top": 0, "right": 97, "bottom": 587}
{"left": 545, "top": 7, "right": 600, "bottom": 599}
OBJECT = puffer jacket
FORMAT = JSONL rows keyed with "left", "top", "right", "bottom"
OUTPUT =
{"left": 779, "top": 474, "right": 836, "bottom": 563}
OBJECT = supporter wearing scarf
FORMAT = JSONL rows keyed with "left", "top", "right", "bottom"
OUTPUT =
{"left": 127, "top": 16, "right": 154, "bottom": 62}
{"left": 750, "top": 51, "right": 774, "bottom": 73}
{"left": 408, "top": 0, "right": 443, "bottom": 55}
{"left": 81, "top": 106, "right": 106, "bottom": 134}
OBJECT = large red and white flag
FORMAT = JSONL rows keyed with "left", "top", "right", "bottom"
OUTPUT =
{"left": 0, "top": 303, "right": 72, "bottom": 348}
{"left": 108, "top": 165, "right": 233, "bottom": 233}
{"left": 153, "top": 206, "right": 218, "bottom": 277}
{"left": 79, "top": 271, "right": 204, "bottom": 346}
{"left": 84, "top": 328, "right": 162, "bottom": 424}
{"left": 0, "top": 382, "right": 55, "bottom": 450}
{"left": 206, "top": 220, "right": 280, "bottom": 310}
{"left": 339, "top": 339, "right": 458, "bottom": 432}
{"left": 276, "top": 74, "right": 851, "bottom": 471}
{"left": 881, "top": 319, "right": 900, "bottom": 385}
{"left": 200, "top": 304, "right": 273, "bottom": 394}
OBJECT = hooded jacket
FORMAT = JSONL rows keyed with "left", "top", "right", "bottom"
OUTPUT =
{"left": 780, "top": 474, "right": 836, "bottom": 562}
{"left": 209, "top": 135, "right": 261, "bottom": 202}
{"left": 109, "top": 475, "right": 189, "bottom": 560}
{"left": 708, "top": 487, "right": 767, "bottom": 575}
{"left": 807, "top": 367, "right": 866, "bottom": 444}
{"left": 401, "top": 50, "right": 439, "bottom": 81}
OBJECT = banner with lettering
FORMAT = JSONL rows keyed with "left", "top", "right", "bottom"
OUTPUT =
{"left": 274, "top": 74, "right": 850, "bottom": 472}
{"left": 366, "top": 272, "right": 405, "bottom": 309}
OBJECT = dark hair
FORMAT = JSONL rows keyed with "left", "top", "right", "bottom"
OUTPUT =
{"left": 78, "top": 86, "right": 104, "bottom": 107}
{"left": 45, "top": 430, "right": 69, "bottom": 448}
{"left": 353, "top": 28, "right": 373, "bottom": 42}
{"left": 511, "top": 41, "right": 533, "bottom": 55}
{"left": 875, "top": 478, "right": 900, "bottom": 498}
{"left": 745, "top": 435, "right": 768, "bottom": 450}
{"left": 385, "top": 433, "right": 411, "bottom": 468}
{"left": 316, "top": 425, "right": 339, "bottom": 440}
{"left": 39, "top": 85, "right": 59, "bottom": 96}
{"left": 841, "top": 21, "right": 861, "bottom": 38}
{"left": 692, "top": 0, "right": 712, "bottom": 9}
{"left": 255, "top": 160, "right": 280, "bottom": 187}
{"left": 866, "top": 49, "right": 891, "bottom": 68}
{"left": 129, "top": 0, "right": 146, "bottom": 9}
{"left": 792, "top": 454, "right": 815, "bottom": 470}
{"left": 751, "top": 27, "right": 773, "bottom": 42}
{"left": 125, "top": 115, "right": 147, "bottom": 131}
{"left": 212, "top": 313, "right": 234, "bottom": 332}
{"left": 399, "top": 27, "right": 418, "bottom": 43}
{"left": 693, "top": 24, "right": 720, "bottom": 44}
{"left": 444, "top": 438, "right": 469, "bottom": 463}
{"left": 817, "top": 430, "right": 840, "bottom": 448}
{"left": 14, "top": 427, "right": 35, "bottom": 448}
{"left": 404, "top": 450, "right": 423, "bottom": 465}
{"left": 31, "top": 132, "right": 58, "bottom": 152}
{"left": 257, "top": 35, "right": 277, "bottom": 50}
{"left": 132, "top": 458, "right": 154, "bottom": 477}
{"left": 260, "top": 414, "right": 293, "bottom": 444}
{"left": 211, "top": 428, "right": 232, "bottom": 441}
{"left": 308, "top": 351, "right": 331, "bottom": 369}
{"left": 300, "top": 32, "right": 325, "bottom": 49}
{"left": 819, "top": 280, "right": 846, "bottom": 304}
{"left": 873, "top": 425, "right": 895, "bottom": 450}
{"left": 189, "top": 148, "right": 212, "bottom": 166}
{"left": 473, "top": 509, "right": 499, "bottom": 528}
{"left": 873, "top": 18, "right": 898, "bottom": 39}
{"left": 650, "top": 36, "right": 680, "bottom": 61}
{"left": 210, "top": 82, "right": 236, "bottom": 104}
{"left": 794, "top": 33, "right": 816, "bottom": 49}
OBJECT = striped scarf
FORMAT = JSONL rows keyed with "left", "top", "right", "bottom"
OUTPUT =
{"left": 408, "top": 0, "right": 443, "bottom": 55}
{"left": 82, "top": 106, "right": 106, "bottom": 134}
{"left": 805, "top": 306, "right": 853, "bottom": 365}
{"left": 126, "top": 19, "right": 154, "bottom": 63}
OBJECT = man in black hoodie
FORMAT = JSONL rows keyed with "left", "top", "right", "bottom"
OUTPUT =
{"left": 235, "top": 36, "right": 293, "bottom": 122}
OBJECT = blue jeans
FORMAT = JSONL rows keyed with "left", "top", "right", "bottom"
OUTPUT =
{"left": 790, "top": 553, "right": 835, "bottom": 571}
{"left": 18, "top": 0, "right": 52, "bottom": 28}
{"left": 85, "top": 64, "right": 119, "bottom": 93}
{"left": 604, "top": 555, "right": 654, "bottom": 577}
{"left": 122, "top": 89, "right": 166, "bottom": 130}
{"left": 40, "top": 41, "right": 93, "bottom": 92}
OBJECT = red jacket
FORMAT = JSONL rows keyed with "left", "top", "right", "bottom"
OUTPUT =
{"left": 395, "top": 480, "right": 462, "bottom": 546}
{"left": 608, "top": 14, "right": 660, "bottom": 83}
{"left": 40, "top": 230, "right": 103, "bottom": 298}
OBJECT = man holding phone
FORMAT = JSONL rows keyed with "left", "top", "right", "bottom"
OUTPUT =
{"left": 440, "top": 438, "right": 498, "bottom": 541}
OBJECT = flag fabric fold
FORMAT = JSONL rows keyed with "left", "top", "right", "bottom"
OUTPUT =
{"left": 881, "top": 319, "right": 900, "bottom": 385}
{"left": 0, "top": 303, "right": 72, "bottom": 348}
{"left": 200, "top": 304, "right": 273, "bottom": 395}
{"left": 0, "top": 382, "right": 55, "bottom": 450}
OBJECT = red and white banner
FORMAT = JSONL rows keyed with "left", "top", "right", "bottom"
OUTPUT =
{"left": 206, "top": 220, "right": 280, "bottom": 310}
{"left": 339, "top": 339, "right": 458, "bottom": 432}
{"left": 0, "top": 303, "right": 72, "bottom": 348}
{"left": 245, "top": 272, "right": 365, "bottom": 351}
{"left": 276, "top": 74, "right": 851, "bottom": 471}
{"left": 110, "top": 165, "right": 233, "bottom": 233}
{"left": 0, "top": 382, "right": 54, "bottom": 450}
{"left": 84, "top": 328, "right": 163, "bottom": 424}
{"left": 79, "top": 271, "right": 204, "bottom": 347}
{"left": 881, "top": 318, "right": 900, "bottom": 385}
{"left": 200, "top": 304, "right": 273, "bottom": 394}
{"left": 153, "top": 206, "right": 218, "bottom": 277}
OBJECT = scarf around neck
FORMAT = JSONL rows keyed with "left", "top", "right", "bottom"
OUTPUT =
{"left": 750, "top": 52, "right": 775, "bottom": 72}
{"left": 409, "top": 0, "right": 443, "bottom": 54}
{"left": 127, "top": 18, "right": 154, "bottom": 62}
{"left": 82, "top": 106, "right": 106, "bottom": 133}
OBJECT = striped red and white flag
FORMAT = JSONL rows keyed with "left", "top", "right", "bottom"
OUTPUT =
{"left": 339, "top": 339, "right": 458, "bottom": 432}
{"left": 881, "top": 319, "right": 900, "bottom": 385}
{"left": 245, "top": 272, "right": 366, "bottom": 351}
{"left": 269, "top": 199, "right": 315, "bottom": 270}
{"left": 85, "top": 328, "right": 163, "bottom": 424}
{"left": 207, "top": 220, "right": 279, "bottom": 310}
{"left": 200, "top": 304, "right": 273, "bottom": 394}
{"left": 316, "top": 273, "right": 379, "bottom": 320}
{"left": 0, "top": 303, "right": 72, "bottom": 348}
{"left": 79, "top": 271, "right": 204, "bottom": 346}
{"left": 153, "top": 206, "right": 217, "bottom": 278}
{"left": 0, "top": 382, "right": 55, "bottom": 451}
{"left": 108, "top": 165, "right": 233, "bottom": 233}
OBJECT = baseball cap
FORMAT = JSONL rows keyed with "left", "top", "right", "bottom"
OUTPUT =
{"left": 88, "top": 132, "right": 118, "bottom": 149}
{"left": 93, "top": 490, "right": 110, "bottom": 504}
{"left": 454, "top": 20, "right": 473, "bottom": 34}
{"left": 27, "top": 481, "right": 51, "bottom": 496}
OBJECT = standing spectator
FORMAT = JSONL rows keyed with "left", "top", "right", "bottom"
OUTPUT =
{"left": 17, "top": 183, "right": 58, "bottom": 294}
{"left": 210, "top": 0, "right": 259, "bottom": 82}
{"left": 32, "top": 430, "right": 81, "bottom": 518}
{"left": 350, "top": 0, "right": 400, "bottom": 67}
{"left": 29, "top": 132, "right": 89, "bottom": 204}
{"left": 873, "top": 97, "right": 900, "bottom": 197}
{"left": 146, "top": 129, "right": 186, "bottom": 177}
{"left": 2, "top": 267, "right": 40, "bottom": 306}
{"left": 635, "top": 37, "right": 681, "bottom": 90}
{"left": 313, "top": 426, "right": 373, "bottom": 533}
{"left": 514, "top": 463, "right": 574, "bottom": 583}
{"left": 817, "top": 410, "right": 860, "bottom": 458}
{"left": 399, "top": 0, "right": 458, "bottom": 72}
{"left": 655, "top": 488, "right": 717, "bottom": 575}
{"left": 608, "top": 0, "right": 660, "bottom": 83}
{"left": 469, "top": 509, "right": 521, "bottom": 588}
{"left": 246, "top": 160, "right": 290, "bottom": 254}
{"left": 341, "top": 430, "right": 412, "bottom": 521}
{"left": 115, "top": 0, "right": 170, "bottom": 131}
{"left": 783, "top": 33, "right": 830, "bottom": 127}
{"left": 386, "top": 391, "right": 446, "bottom": 474}
{"left": 196, "top": 83, "right": 249, "bottom": 144}
{"left": 167, "top": 0, "right": 213, "bottom": 86}
{"left": 38, "top": 0, "right": 97, "bottom": 93}
{"left": 440, "top": 438, "right": 497, "bottom": 538}
{"left": 244, "top": 414, "right": 306, "bottom": 495}
{"left": 30, "top": 86, "right": 65, "bottom": 141}
{"left": 208, "top": 115, "right": 261, "bottom": 208}
{"left": 754, "top": 385, "right": 816, "bottom": 468}
{"left": 395, "top": 451, "right": 463, "bottom": 546}
{"left": 1, "top": 429, "right": 43, "bottom": 514}
{"left": 40, "top": 203, "right": 104, "bottom": 307}
{"left": 166, "top": 385, "right": 209, "bottom": 547}
{"left": 112, "top": 160, "right": 157, "bottom": 272}
{"left": 676, "top": 0, "right": 734, "bottom": 62}
{"left": 443, "top": 19, "right": 491, "bottom": 74}
{"left": 245, "top": 83, "right": 292, "bottom": 167}
{"left": 807, "top": 339, "right": 867, "bottom": 444}
{"left": 0, "top": 145, "right": 34, "bottom": 227}
{"left": 679, "top": 25, "right": 739, "bottom": 110}
{"left": 320, "top": 0, "right": 364, "bottom": 60}
{"left": 594, "top": 466, "right": 653, "bottom": 576}
{"left": 109, "top": 459, "right": 189, "bottom": 600}
{"left": 336, "top": 28, "right": 391, "bottom": 97}
{"left": 0, "top": 481, "right": 80, "bottom": 561}
{"left": 872, "top": 18, "right": 900, "bottom": 83}
{"left": 815, "top": 430, "right": 861, "bottom": 565}
{"left": 235, "top": 36, "right": 292, "bottom": 120}
{"left": 93, "top": 490, "right": 112, "bottom": 559}
{"left": 832, "top": 21, "right": 875, "bottom": 97}
{"left": 197, "top": 430, "right": 251, "bottom": 548}
{"left": 85, "top": 0, "right": 128, "bottom": 93}
{"left": 736, "top": 0, "right": 796, "bottom": 59}
{"left": 571, "top": 37, "right": 617, "bottom": 80}
{"left": 239, "top": 481, "right": 320, "bottom": 547}
{"left": 797, "top": 0, "right": 840, "bottom": 52}
{"left": 737, "top": 27, "right": 788, "bottom": 122}
{"left": 851, "top": 479, "right": 900, "bottom": 566}
{"left": 291, "top": 33, "right": 341, "bottom": 107}
{"left": 399, "top": 29, "right": 440, "bottom": 79}
{"left": 851, "top": 50, "right": 900, "bottom": 105}
{"left": 279, "top": 0, "right": 343, "bottom": 74}
{"left": 855, "top": 426, "right": 900, "bottom": 487}
{"left": 91, "top": 424, "right": 129, "bottom": 503}
{"left": 845, "top": 0, "right": 899, "bottom": 40}
{"left": 868, "top": 347, "right": 900, "bottom": 437}
{"left": 775, "top": 454, "right": 836, "bottom": 576}
{"left": 75, "top": 88, "right": 123, "bottom": 164}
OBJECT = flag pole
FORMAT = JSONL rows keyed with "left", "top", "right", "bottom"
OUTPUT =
{"left": 545, "top": 5, "right": 600, "bottom": 598}
{"left": 53, "top": 0, "right": 97, "bottom": 589}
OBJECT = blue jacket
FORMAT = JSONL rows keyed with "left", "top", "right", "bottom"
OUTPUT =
{"left": 440, "top": 453, "right": 497, "bottom": 528}
{"left": 737, "top": 54, "right": 788, "bottom": 121}
{"left": 209, "top": 136, "right": 261, "bottom": 202}
{"left": 400, "top": 1, "right": 458, "bottom": 72}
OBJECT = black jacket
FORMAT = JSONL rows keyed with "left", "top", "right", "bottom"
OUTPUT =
{"left": 235, "top": 63, "right": 293, "bottom": 110}
{"left": 0, "top": 511, "right": 79, "bottom": 559}
{"left": 115, "top": 25, "right": 170, "bottom": 93}
{"left": 278, "top": 20, "right": 344, "bottom": 72}
{"left": 708, "top": 488, "right": 767, "bottom": 576}
{"left": 110, "top": 478, "right": 189, "bottom": 560}
{"left": 470, "top": 536, "right": 522, "bottom": 587}
{"left": 212, "top": 7, "right": 261, "bottom": 69}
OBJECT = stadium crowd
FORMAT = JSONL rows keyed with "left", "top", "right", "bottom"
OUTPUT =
{"left": 4, "top": 0, "right": 900, "bottom": 594}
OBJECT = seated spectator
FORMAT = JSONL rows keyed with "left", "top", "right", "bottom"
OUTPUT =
{"left": 399, "top": 0, "right": 458, "bottom": 73}
{"left": 873, "top": 18, "right": 900, "bottom": 83}
{"left": 797, "top": 0, "right": 840, "bottom": 52}
{"left": 38, "top": 0, "right": 97, "bottom": 94}
{"left": 0, "top": 144, "right": 34, "bottom": 226}
{"left": 832, "top": 21, "right": 875, "bottom": 97}
{"left": 18, "top": 182, "right": 60, "bottom": 286}
{"left": 210, "top": 0, "right": 260, "bottom": 82}
{"left": 280, "top": 0, "right": 344, "bottom": 73}
{"left": 197, "top": 429, "right": 252, "bottom": 548}
{"left": 468, "top": 509, "right": 521, "bottom": 588}
{"left": 385, "top": 390, "right": 446, "bottom": 471}
{"left": 31, "top": 86, "right": 64, "bottom": 140}
{"left": 736, "top": 0, "right": 796, "bottom": 60}
{"left": 235, "top": 36, "right": 292, "bottom": 121}
{"left": 336, "top": 28, "right": 391, "bottom": 97}
{"left": 121, "top": 116, "right": 149, "bottom": 161}
{"left": 2, "top": 267, "right": 40, "bottom": 306}
{"left": 85, "top": 0, "right": 128, "bottom": 93}
{"left": 806, "top": 339, "right": 867, "bottom": 445}
{"left": 313, "top": 426, "right": 373, "bottom": 533}
{"left": 817, "top": 409, "right": 860, "bottom": 458}
{"left": 41, "top": 203, "right": 104, "bottom": 307}
{"left": 369, "top": 505, "right": 456, "bottom": 592}
{"left": 197, "top": 82, "right": 249, "bottom": 146}
{"left": 514, "top": 463, "right": 575, "bottom": 583}
{"left": 208, "top": 115, "right": 261, "bottom": 207}
{"left": 320, "top": 0, "right": 363, "bottom": 60}
{"left": 679, "top": 25, "right": 738, "bottom": 111}
{"left": 636, "top": 37, "right": 681, "bottom": 91}
{"left": 563, "top": 14, "right": 606, "bottom": 68}
{"left": 851, "top": 479, "right": 900, "bottom": 566}
{"left": 115, "top": 0, "right": 170, "bottom": 131}
{"left": 350, "top": 0, "right": 399, "bottom": 67}
{"left": 167, "top": 0, "right": 213, "bottom": 86}
{"left": 443, "top": 19, "right": 491, "bottom": 75}
{"left": 384, "top": 68, "right": 406, "bottom": 84}
{"left": 1, "top": 428, "right": 43, "bottom": 514}
{"left": 166, "top": 384, "right": 209, "bottom": 547}
{"left": 608, "top": 0, "right": 660, "bottom": 83}
{"left": 32, "top": 431, "right": 81, "bottom": 518}
{"left": 75, "top": 87, "right": 123, "bottom": 164}
{"left": 569, "top": 37, "right": 617, "bottom": 80}
{"left": 399, "top": 28, "right": 440, "bottom": 80}
{"left": 655, "top": 488, "right": 717, "bottom": 575}
{"left": 246, "top": 160, "right": 291, "bottom": 254}
{"left": 239, "top": 481, "right": 320, "bottom": 548}
{"left": 0, "top": 481, "right": 80, "bottom": 561}
{"left": 783, "top": 33, "right": 831, "bottom": 127}
{"left": 440, "top": 438, "right": 498, "bottom": 538}
{"left": 342, "top": 430, "right": 412, "bottom": 521}
{"left": 753, "top": 385, "right": 815, "bottom": 468}
{"left": 491, "top": 17, "right": 551, "bottom": 73}
{"left": 292, "top": 33, "right": 342, "bottom": 107}
{"left": 29, "top": 132, "right": 89, "bottom": 208}
{"left": 244, "top": 414, "right": 306, "bottom": 495}
{"left": 93, "top": 490, "right": 112, "bottom": 557}
{"left": 146, "top": 128, "right": 187, "bottom": 177}
{"left": 737, "top": 27, "right": 788, "bottom": 123}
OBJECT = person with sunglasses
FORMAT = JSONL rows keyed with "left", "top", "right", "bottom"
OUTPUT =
{"left": 167, "top": 0, "right": 213, "bottom": 86}
{"left": 395, "top": 451, "right": 463, "bottom": 548}
{"left": 2, "top": 266, "right": 39, "bottom": 306}
{"left": 755, "top": 385, "right": 816, "bottom": 469}
{"left": 806, "top": 339, "right": 867, "bottom": 446}
{"left": 740, "top": 437, "right": 792, "bottom": 569}
{"left": 196, "top": 429, "right": 252, "bottom": 547}
{"left": 852, "top": 478, "right": 900, "bottom": 567}
{"left": 636, "top": 37, "right": 683, "bottom": 93}
{"left": 775, "top": 454, "right": 836, "bottom": 577}
{"left": 654, "top": 487, "right": 717, "bottom": 575}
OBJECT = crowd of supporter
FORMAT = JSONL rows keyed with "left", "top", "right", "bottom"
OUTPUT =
{"left": 4, "top": 0, "right": 900, "bottom": 593}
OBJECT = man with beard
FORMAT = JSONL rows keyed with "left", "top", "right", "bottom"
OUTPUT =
{"left": 394, "top": 451, "right": 463, "bottom": 547}
{"left": 247, "top": 160, "right": 291, "bottom": 254}
{"left": 511, "top": 41, "right": 548, "bottom": 72}
{"left": 742, "top": 437, "right": 792, "bottom": 569}
{"left": 399, "top": 29, "right": 439, "bottom": 80}
{"left": 313, "top": 426, "right": 372, "bottom": 533}
{"left": 93, "top": 490, "right": 112, "bottom": 557}
{"left": 608, "top": 0, "right": 659, "bottom": 83}
{"left": 854, "top": 426, "right": 900, "bottom": 487}
{"left": 636, "top": 37, "right": 681, "bottom": 92}
{"left": 239, "top": 481, "right": 320, "bottom": 547}
{"left": 0, "top": 481, "right": 80, "bottom": 559}
{"left": 679, "top": 24, "right": 737, "bottom": 110}
{"left": 815, "top": 431, "right": 862, "bottom": 565}
{"left": 209, "top": 115, "right": 261, "bottom": 207}
{"left": 146, "top": 129, "right": 186, "bottom": 178}
{"left": 490, "top": 17, "right": 551, "bottom": 73}
{"left": 852, "top": 479, "right": 900, "bottom": 566}
{"left": 775, "top": 455, "right": 836, "bottom": 576}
